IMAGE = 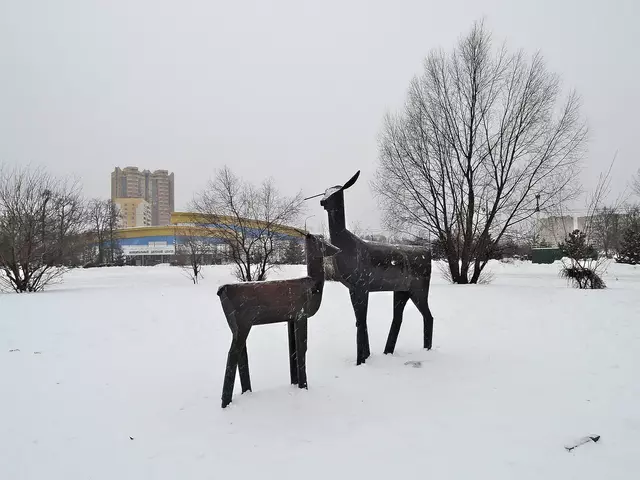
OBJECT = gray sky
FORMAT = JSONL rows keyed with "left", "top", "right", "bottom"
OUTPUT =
{"left": 1, "top": 0, "right": 638, "bottom": 233}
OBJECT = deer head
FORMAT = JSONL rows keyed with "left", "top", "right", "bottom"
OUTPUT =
{"left": 319, "top": 171, "right": 360, "bottom": 212}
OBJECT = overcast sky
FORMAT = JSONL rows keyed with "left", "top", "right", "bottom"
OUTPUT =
{"left": 1, "top": 0, "right": 638, "bottom": 233}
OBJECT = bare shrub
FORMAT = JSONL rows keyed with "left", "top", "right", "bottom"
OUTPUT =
{"left": 0, "top": 166, "right": 85, "bottom": 292}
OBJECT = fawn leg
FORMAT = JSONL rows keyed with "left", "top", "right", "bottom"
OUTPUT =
{"left": 295, "top": 316, "right": 308, "bottom": 389}
{"left": 237, "top": 328, "right": 252, "bottom": 394}
{"left": 349, "top": 289, "right": 370, "bottom": 365}
{"left": 221, "top": 334, "right": 239, "bottom": 408}
{"left": 411, "top": 292, "right": 434, "bottom": 350}
{"left": 384, "top": 291, "right": 411, "bottom": 355}
{"left": 288, "top": 320, "right": 298, "bottom": 385}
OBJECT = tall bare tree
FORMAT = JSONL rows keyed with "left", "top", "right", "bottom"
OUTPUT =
{"left": 589, "top": 206, "right": 622, "bottom": 257}
{"left": 0, "top": 166, "right": 85, "bottom": 292}
{"left": 632, "top": 168, "right": 640, "bottom": 198}
{"left": 51, "top": 179, "right": 86, "bottom": 265}
{"left": 87, "top": 199, "right": 123, "bottom": 265}
{"left": 192, "top": 166, "right": 304, "bottom": 281}
{"left": 373, "top": 22, "right": 587, "bottom": 283}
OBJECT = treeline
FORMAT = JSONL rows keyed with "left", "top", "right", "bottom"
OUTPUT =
{"left": 0, "top": 166, "right": 123, "bottom": 293}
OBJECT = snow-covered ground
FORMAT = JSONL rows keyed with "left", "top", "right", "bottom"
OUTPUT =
{"left": 1, "top": 261, "right": 639, "bottom": 479}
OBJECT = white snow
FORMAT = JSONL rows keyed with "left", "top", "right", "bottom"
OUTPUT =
{"left": 2, "top": 261, "right": 640, "bottom": 479}
{"left": 321, "top": 186, "right": 341, "bottom": 200}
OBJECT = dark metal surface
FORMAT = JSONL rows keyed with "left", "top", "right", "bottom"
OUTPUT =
{"left": 218, "top": 234, "right": 339, "bottom": 408}
{"left": 320, "top": 171, "right": 434, "bottom": 365}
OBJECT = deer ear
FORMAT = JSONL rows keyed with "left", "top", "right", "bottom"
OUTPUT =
{"left": 341, "top": 171, "right": 360, "bottom": 191}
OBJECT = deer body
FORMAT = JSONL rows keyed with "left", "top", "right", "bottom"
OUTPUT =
{"left": 330, "top": 229, "right": 432, "bottom": 291}
{"left": 321, "top": 171, "right": 434, "bottom": 365}
{"left": 218, "top": 233, "right": 338, "bottom": 408}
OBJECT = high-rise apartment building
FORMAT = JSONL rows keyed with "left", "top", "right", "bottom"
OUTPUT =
{"left": 149, "top": 170, "right": 175, "bottom": 226}
{"left": 111, "top": 167, "right": 174, "bottom": 226}
{"left": 111, "top": 167, "right": 149, "bottom": 200}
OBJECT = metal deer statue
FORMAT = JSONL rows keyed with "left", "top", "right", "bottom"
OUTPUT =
{"left": 314, "top": 171, "right": 434, "bottom": 365}
{"left": 218, "top": 233, "right": 340, "bottom": 408}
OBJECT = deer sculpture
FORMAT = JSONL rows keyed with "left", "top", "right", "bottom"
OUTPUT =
{"left": 313, "top": 171, "right": 434, "bottom": 365}
{"left": 217, "top": 233, "right": 340, "bottom": 408}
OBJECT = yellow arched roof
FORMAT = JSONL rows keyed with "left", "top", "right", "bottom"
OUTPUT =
{"left": 116, "top": 212, "right": 304, "bottom": 239}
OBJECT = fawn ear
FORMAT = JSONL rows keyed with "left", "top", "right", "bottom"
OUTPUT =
{"left": 323, "top": 240, "right": 340, "bottom": 257}
{"left": 341, "top": 171, "right": 360, "bottom": 191}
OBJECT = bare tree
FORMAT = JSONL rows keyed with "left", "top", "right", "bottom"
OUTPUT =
{"left": 176, "top": 226, "right": 210, "bottom": 284}
{"left": 632, "top": 169, "right": 640, "bottom": 198}
{"left": 373, "top": 21, "right": 587, "bottom": 284}
{"left": 87, "top": 199, "right": 108, "bottom": 264}
{"left": 87, "top": 199, "right": 123, "bottom": 265}
{"left": 0, "top": 166, "right": 85, "bottom": 292}
{"left": 50, "top": 179, "right": 86, "bottom": 266}
{"left": 192, "top": 166, "right": 304, "bottom": 281}
{"left": 589, "top": 206, "right": 622, "bottom": 257}
{"left": 106, "top": 200, "right": 123, "bottom": 264}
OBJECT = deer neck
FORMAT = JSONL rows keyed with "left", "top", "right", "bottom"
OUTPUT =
{"left": 326, "top": 195, "right": 347, "bottom": 241}
{"left": 306, "top": 255, "right": 325, "bottom": 290}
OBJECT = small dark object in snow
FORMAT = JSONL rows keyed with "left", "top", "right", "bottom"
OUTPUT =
{"left": 129, "top": 436, "right": 134, "bottom": 440}
{"left": 9, "top": 349, "right": 20, "bottom": 353}
{"left": 404, "top": 360, "right": 423, "bottom": 368}
{"left": 565, "top": 435, "right": 600, "bottom": 452}
{"left": 33, "top": 351, "right": 42, "bottom": 355}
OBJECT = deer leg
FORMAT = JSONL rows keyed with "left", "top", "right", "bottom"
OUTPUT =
{"left": 384, "top": 291, "right": 411, "bottom": 355}
{"left": 295, "top": 316, "right": 308, "bottom": 389}
{"left": 288, "top": 320, "right": 298, "bottom": 385}
{"left": 411, "top": 292, "right": 434, "bottom": 350}
{"left": 349, "top": 289, "right": 370, "bottom": 365}
{"left": 237, "top": 328, "right": 252, "bottom": 394}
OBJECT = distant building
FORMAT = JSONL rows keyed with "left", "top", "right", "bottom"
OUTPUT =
{"left": 149, "top": 170, "right": 175, "bottom": 226}
{"left": 115, "top": 211, "right": 302, "bottom": 266}
{"left": 110, "top": 167, "right": 174, "bottom": 226}
{"left": 114, "top": 197, "right": 151, "bottom": 228}
{"left": 537, "top": 216, "right": 575, "bottom": 246}
{"left": 111, "top": 166, "right": 149, "bottom": 199}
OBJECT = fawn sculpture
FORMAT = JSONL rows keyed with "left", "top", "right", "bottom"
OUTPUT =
{"left": 314, "top": 171, "right": 434, "bottom": 365}
{"left": 218, "top": 233, "right": 339, "bottom": 408}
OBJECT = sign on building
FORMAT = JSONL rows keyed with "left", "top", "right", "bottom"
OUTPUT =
{"left": 122, "top": 241, "right": 175, "bottom": 256}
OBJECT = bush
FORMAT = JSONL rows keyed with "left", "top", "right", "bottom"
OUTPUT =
{"left": 559, "top": 229, "right": 606, "bottom": 289}
{"left": 323, "top": 256, "right": 340, "bottom": 281}
{"left": 616, "top": 224, "right": 640, "bottom": 265}
{"left": 281, "top": 238, "right": 305, "bottom": 265}
{"left": 560, "top": 265, "right": 606, "bottom": 289}
{"left": 559, "top": 230, "right": 597, "bottom": 260}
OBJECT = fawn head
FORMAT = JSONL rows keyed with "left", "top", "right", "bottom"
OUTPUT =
{"left": 305, "top": 233, "right": 340, "bottom": 259}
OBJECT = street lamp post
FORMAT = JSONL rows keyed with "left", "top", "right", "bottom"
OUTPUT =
{"left": 535, "top": 194, "right": 541, "bottom": 247}
{"left": 304, "top": 215, "right": 315, "bottom": 232}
